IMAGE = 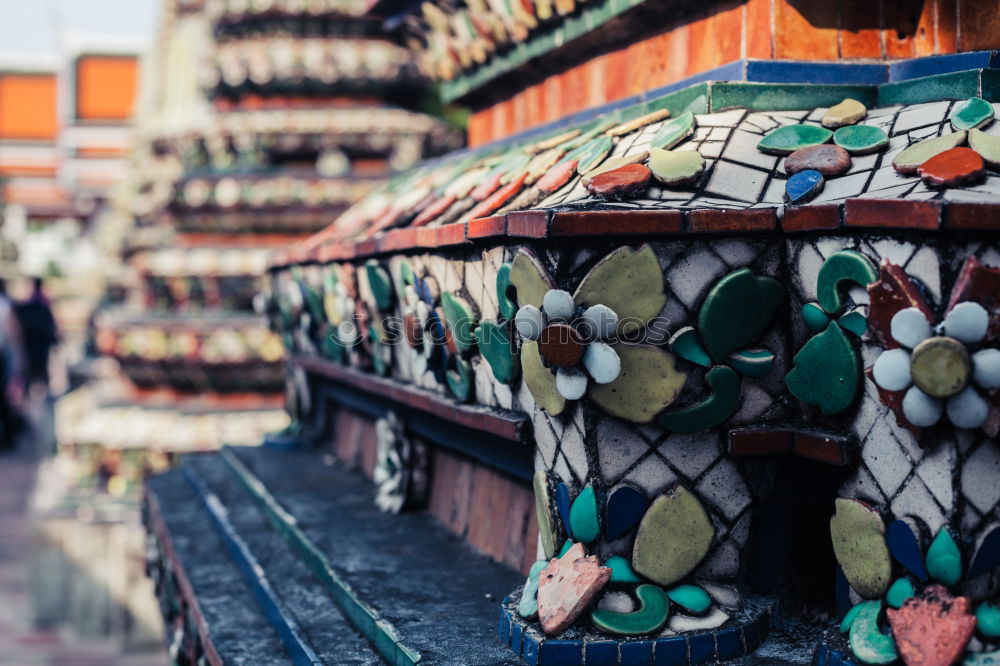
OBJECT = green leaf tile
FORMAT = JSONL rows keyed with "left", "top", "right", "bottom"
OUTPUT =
{"left": 496, "top": 263, "right": 518, "bottom": 320}
{"left": 849, "top": 601, "right": 898, "bottom": 664}
{"left": 569, "top": 485, "right": 601, "bottom": 544}
{"left": 951, "top": 96, "right": 995, "bottom": 131}
{"left": 786, "top": 322, "right": 862, "bottom": 415}
{"left": 666, "top": 584, "right": 712, "bottom": 614}
{"left": 886, "top": 578, "right": 914, "bottom": 609}
{"left": 442, "top": 291, "right": 478, "bottom": 354}
{"left": 590, "top": 584, "right": 670, "bottom": 635}
{"left": 657, "top": 365, "right": 740, "bottom": 433}
{"left": 926, "top": 527, "right": 962, "bottom": 586}
{"left": 698, "top": 268, "right": 784, "bottom": 362}
{"left": 830, "top": 498, "right": 891, "bottom": 599}
{"left": 816, "top": 250, "right": 879, "bottom": 315}
{"left": 649, "top": 110, "right": 696, "bottom": 150}
{"left": 669, "top": 326, "right": 711, "bottom": 367}
{"left": 758, "top": 124, "right": 834, "bottom": 156}
{"left": 833, "top": 125, "right": 889, "bottom": 155}
{"left": 727, "top": 348, "right": 775, "bottom": 377}
{"left": 632, "top": 486, "right": 714, "bottom": 586}
{"left": 475, "top": 321, "right": 518, "bottom": 384}
{"left": 605, "top": 555, "right": 641, "bottom": 583}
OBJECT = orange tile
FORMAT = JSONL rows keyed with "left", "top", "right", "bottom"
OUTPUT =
{"left": 883, "top": 0, "right": 916, "bottom": 58}
{"left": 839, "top": 0, "right": 884, "bottom": 57}
{"left": 958, "top": 0, "right": 1000, "bottom": 51}
{"left": 914, "top": 0, "right": 936, "bottom": 54}
{"left": 603, "top": 47, "right": 629, "bottom": 103}
{"left": 745, "top": 0, "right": 772, "bottom": 58}
{"left": 715, "top": 5, "right": 743, "bottom": 64}
{"left": 774, "top": 0, "right": 838, "bottom": 59}
{"left": 936, "top": 0, "right": 957, "bottom": 52}
{"left": 664, "top": 26, "right": 691, "bottom": 83}
{"left": 587, "top": 56, "right": 606, "bottom": 107}
{"left": 686, "top": 16, "right": 715, "bottom": 80}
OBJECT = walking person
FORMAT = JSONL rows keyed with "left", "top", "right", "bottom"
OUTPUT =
{"left": 14, "top": 277, "right": 58, "bottom": 398}
{"left": 0, "top": 279, "right": 23, "bottom": 451}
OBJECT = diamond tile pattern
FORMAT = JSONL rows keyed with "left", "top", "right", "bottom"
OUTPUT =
{"left": 532, "top": 101, "right": 1000, "bottom": 213}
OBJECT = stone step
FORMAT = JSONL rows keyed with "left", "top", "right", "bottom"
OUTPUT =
{"left": 220, "top": 445, "right": 525, "bottom": 666}
{"left": 145, "top": 470, "right": 292, "bottom": 665}
{"left": 183, "top": 453, "right": 383, "bottom": 665}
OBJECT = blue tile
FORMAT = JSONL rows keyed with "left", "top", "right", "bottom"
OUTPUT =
{"left": 497, "top": 608, "right": 511, "bottom": 646}
{"left": 747, "top": 60, "right": 887, "bottom": 85}
{"left": 829, "top": 648, "right": 844, "bottom": 666}
{"left": 620, "top": 640, "right": 653, "bottom": 665}
{"left": 585, "top": 641, "right": 620, "bottom": 666}
{"left": 887, "top": 520, "right": 928, "bottom": 580}
{"left": 814, "top": 644, "right": 830, "bottom": 666}
{"left": 654, "top": 636, "right": 687, "bottom": 666}
{"left": 969, "top": 525, "right": 1000, "bottom": 579}
{"left": 555, "top": 483, "right": 573, "bottom": 539}
{"left": 522, "top": 631, "right": 540, "bottom": 666}
{"left": 511, "top": 621, "right": 524, "bottom": 657}
{"left": 687, "top": 633, "right": 716, "bottom": 664}
{"left": 539, "top": 639, "right": 583, "bottom": 666}
{"left": 890, "top": 51, "right": 1000, "bottom": 82}
{"left": 715, "top": 626, "right": 745, "bottom": 660}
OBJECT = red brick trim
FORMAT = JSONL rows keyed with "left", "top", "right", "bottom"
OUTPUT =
{"left": 550, "top": 209, "right": 684, "bottom": 236}
{"left": 781, "top": 204, "right": 841, "bottom": 232}
{"left": 844, "top": 198, "right": 941, "bottom": 230}
{"left": 468, "top": 215, "right": 507, "bottom": 239}
{"left": 688, "top": 207, "right": 778, "bottom": 233}
{"left": 943, "top": 202, "right": 1000, "bottom": 230}
{"left": 268, "top": 200, "right": 997, "bottom": 270}
{"left": 506, "top": 210, "right": 549, "bottom": 237}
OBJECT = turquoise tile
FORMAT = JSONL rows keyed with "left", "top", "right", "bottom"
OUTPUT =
{"left": 877, "top": 69, "right": 983, "bottom": 106}
{"left": 645, "top": 82, "right": 711, "bottom": 116}
{"left": 710, "top": 82, "right": 877, "bottom": 111}
{"left": 980, "top": 68, "right": 1000, "bottom": 103}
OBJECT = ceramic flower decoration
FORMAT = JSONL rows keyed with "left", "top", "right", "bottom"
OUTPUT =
{"left": 787, "top": 250, "right": 878, "bottom": 415}
{"left": 832, "top": 500, "right": 1000, "bottom": 666}
{"left": 508, "top": 244, "right": 686, "bottom": 424}
{"left": 391, "top": 258, "right": 480, "bottom": 402}
{"left": 662, "top": 268, "right": 783, "bottom": 432}
{"left": 867, "top": 256, "right": 1000, "bottom": 435}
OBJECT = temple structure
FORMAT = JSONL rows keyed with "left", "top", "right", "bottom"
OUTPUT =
{"left": 144, "top": 1, "right": 1000, "bottom": 665}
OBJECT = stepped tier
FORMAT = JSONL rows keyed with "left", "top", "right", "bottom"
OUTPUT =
{"left": 94, "top": 312, "right": 284, "bottom": 392}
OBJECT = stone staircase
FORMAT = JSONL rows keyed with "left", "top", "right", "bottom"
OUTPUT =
{"left": 145, "top": 446, "right": 525, "bottom": 665}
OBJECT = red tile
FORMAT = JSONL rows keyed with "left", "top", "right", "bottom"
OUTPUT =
{"left": 376, "top": 228, "right": 415, "bottom": 253}
{"left": 355, "top": 238, "right": 378, "bottom": 257}
{"left": 781, "top": 204, "right": 842, "bottom": 232}
{"left": 728, "top": 429, "right": 793, "bottom": 457}
{"left": 688, "top": 207, "right": 778, "bottom": 233}
{"left": 434, "top": 222, "right": 468, "bottom": 247}
{"left": 550, "top": 209, "right": 683, "bottom": 236}
{"left": 507, "top": 210, "right": 549, "bottom": 237}
{"left": 792, "top": 431, "right": 852, "bottom": 466}
{"left": 416, "top": 226, "right": 438, "bottom": 247}
{"left": 944, "top": 202, "right": 1000, "bottom": 230}
{"left": 468, "top": 214, "right": 507, "bottom": 238}
{"left": 844, "top": 198, "right": 941, "bottom": 230}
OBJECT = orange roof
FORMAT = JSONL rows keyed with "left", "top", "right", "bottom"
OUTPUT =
{"left": 75, "top": 55, "right": 138, "bottom": 121}
{"left": 0, "top": 73, "right": 58, "bottom": 140}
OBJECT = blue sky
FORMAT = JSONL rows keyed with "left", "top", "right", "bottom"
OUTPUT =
{"left": 0, "top": 0, "right": 156, "bottom": 57}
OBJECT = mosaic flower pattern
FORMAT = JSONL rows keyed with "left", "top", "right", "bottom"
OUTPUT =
{"left": 509, "top": 245, "right": 686, "bottom": 423}
{"left": 866, "top": 256, "right": 1000, "bottom": 436}
{"left": 871, "top": 303, "right": 999, "bottom": 429}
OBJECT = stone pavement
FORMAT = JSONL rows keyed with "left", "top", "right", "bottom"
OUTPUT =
{"left": 0, "top": 423, "right": 168, "bottom": 666}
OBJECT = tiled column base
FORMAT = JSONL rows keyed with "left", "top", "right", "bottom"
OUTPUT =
{"left": 813, "top": 644, "right": 859, "bottom": 666}
{"left": 497, "top": 591, "right": 772, "bottom": 666}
